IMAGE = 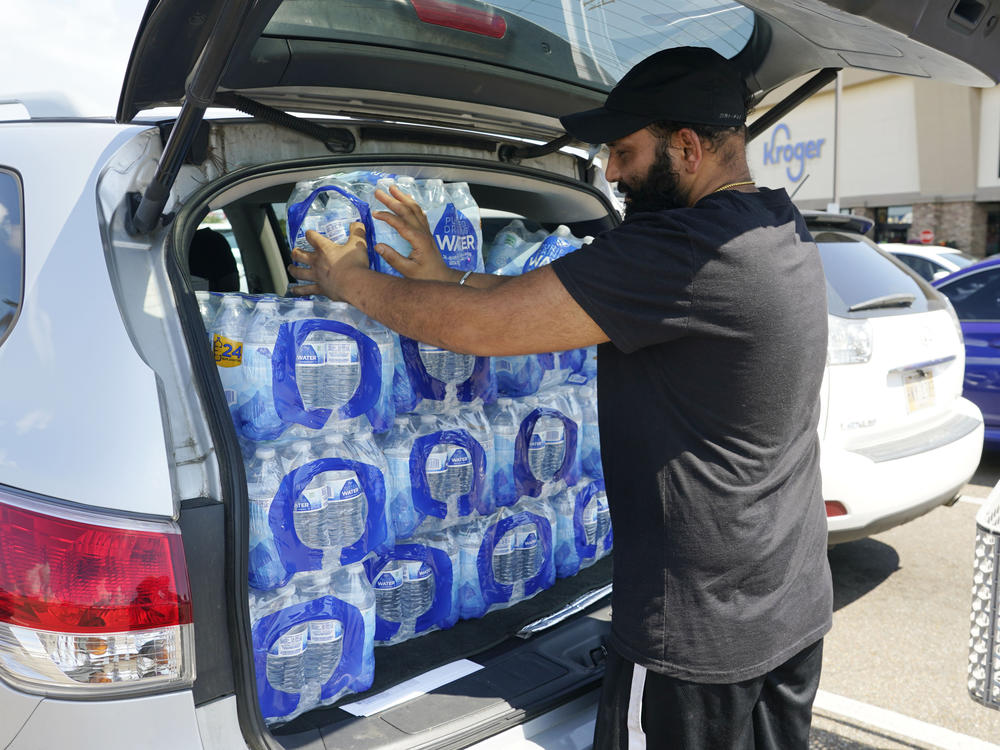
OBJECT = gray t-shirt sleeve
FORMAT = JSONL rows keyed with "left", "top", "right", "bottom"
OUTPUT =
{"left": 551, "top": 216, "right": 694, "bottom": 354}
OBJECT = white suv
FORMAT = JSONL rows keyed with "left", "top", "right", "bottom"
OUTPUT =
{"left": 805, "top": 212, "right": 983, "bottom": 544}
{"left": 0, "top": 2, "right": 997, "bottom": 749}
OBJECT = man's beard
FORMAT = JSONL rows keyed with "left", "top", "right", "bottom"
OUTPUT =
{"left": 618, "top": 142, "right": 690, "bottom": 219}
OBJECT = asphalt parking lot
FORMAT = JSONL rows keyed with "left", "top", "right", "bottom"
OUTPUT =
{"left": 808, "top": 450, "right": 1000, "bottom": 749}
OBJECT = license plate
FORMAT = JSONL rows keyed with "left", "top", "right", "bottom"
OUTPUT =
{"left": 904, "top": 369, "right": 935, "bottom": 413}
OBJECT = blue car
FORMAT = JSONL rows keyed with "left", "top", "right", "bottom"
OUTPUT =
{"left": 934, "top": 257, "right": 1000, "bottom": 446}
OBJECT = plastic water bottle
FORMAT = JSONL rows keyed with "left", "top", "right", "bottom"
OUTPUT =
{"left": 266, "top": 622, "right": 308, "bottom": 694}
{"left": 282, "top": 438, "right": 314, "bottom": 473}
{"left": 551, "top": 488, "right": 579, "bottom": 577}
{"left": 402, "top": 559, "right": 434, "bottom": 619}
{"left": 321, "top": 189, "right": 362, "bottom": 245}
{"left": 583, "top": 495, "right": 599, "bottom": 546}
{"left": 286, "top": 297, "right": 325, "bottom": 412}
{"left": 372, "top": 559, "right": 405, "bottom": 623}
{"left": 383, "top": 417, "right": 417, "bottom": 538}
{"left": 295, "top": 571, "right": 343, "bottom": 686}
{"left": 321, "top": 434, "right": 367, "bottom": 548}
{"left": 485, "top": 219, "right": 528, "bottom": 273}
{"left": 242, "top": 297, "right": 283, "bottom": 432}
{"left": 358, "top": 314, "right": 395, "bottom": 431}
{"left": 374, "top": 177, "right": 414, "bottom": 259}
{"left": 211, "top": 294, "right": 248, "bottom": 409}
{"left": 331, "top": 563, "right": 375, "bottom": 681}
{"left": 195, "top": 290, "right": 212, "bottom": 324}
{"left": 489, "top": 398, "right": 518, "bottom": 506}
{"left": 457, "top": 520, "right": 486, "bottom": 618}
{"left": 541, "top": 417, "right": 567, "bottom": 480}
{"left": 326, "top": 470, "right": 366, "bottom": 549}
{"left": 306, "top": 618, "right": 343, "bottom": 687}
{"left": 527, "top": 414, "right": 548, "bottom": 482}
{"left": 515, "top": 522, "right": 539, "bottom": 582}
{"left": 444, "top": 182, "right": 484, "bottom": 272}
{"left": 324, "top": 432, "right": 371, "bottom": 547}
{"left": 446, "top": 444, "right": 473, "bottom": 499}
{"left": 579, "top": 383, "right": 602, "bottom": 478}
{"left": 521, "top": 225, "right": 578, "bottom": 274}
{"left": 422, "top": 179, "right": 448, "bottom": 246}
{"left": 290, "top": 441, "right": 327, "bottom": 549}
{"left": 420, "top": 415, "right": 449, "bottom": 500}
{"left": 417, "top": 342, "right": 476, "bottom": 385}
{"left": 492, "top": 528, "right": 517, "bottom": 586}
{"left": 595, "top": 490, "right": 611, "bottom": 546}
{"left": 246, "top": 447, "right": 286, "bottom": 588}
{"left": 317, "top": 300, "right": 362, "bottom": 408}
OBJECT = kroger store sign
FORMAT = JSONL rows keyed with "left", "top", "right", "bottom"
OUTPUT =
{"left": 762, "top": 123, "right": 825, "bottom": 182}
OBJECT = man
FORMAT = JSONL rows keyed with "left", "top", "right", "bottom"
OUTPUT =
{"left": 289, "top": 46, "right": 833, "bottom": 749}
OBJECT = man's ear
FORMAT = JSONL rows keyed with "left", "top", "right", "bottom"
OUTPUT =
{"left": 675, "top": 128, "right": 704, "bottom": 173}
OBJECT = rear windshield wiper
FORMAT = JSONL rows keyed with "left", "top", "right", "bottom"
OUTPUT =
{"left": 847, "top": 293, "right": 916, "bottom": 312}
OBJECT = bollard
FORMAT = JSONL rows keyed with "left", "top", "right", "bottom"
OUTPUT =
{"left": 969, "top": 483, "right": 1000, "bottom": 708}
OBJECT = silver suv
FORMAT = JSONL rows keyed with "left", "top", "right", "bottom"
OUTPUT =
{"left": 0, "top": 2, "right": 997, "bottom": 749}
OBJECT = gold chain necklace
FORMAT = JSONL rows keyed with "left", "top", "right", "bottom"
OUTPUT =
{"left": 712, "top": 180, "right": 756, "bottom": 193}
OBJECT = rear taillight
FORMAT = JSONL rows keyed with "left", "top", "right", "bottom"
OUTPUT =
{"left": 410, "top": 0, "right": 507, "bottom": 38}
{"left": 827, "top": 314, "right": 872, "bottom": 365}
{"left": 825, "top": 501, "right": 848, "bottom": 517}
{"left": 0, "top": 487, "right": 193, "bottom": 695}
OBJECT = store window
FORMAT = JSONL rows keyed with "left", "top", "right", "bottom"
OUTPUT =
{"left": 873, "top": 205, "right": 912, "bottom": 244}
{"left": 987, "top": 210, "right": 1000, "bottom": 256}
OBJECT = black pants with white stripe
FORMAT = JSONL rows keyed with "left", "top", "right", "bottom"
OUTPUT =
{"left": 593, "top": 638, "right": 823, "bottom": 749}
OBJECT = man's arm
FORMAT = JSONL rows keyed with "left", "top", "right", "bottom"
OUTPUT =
{"left": 289, "top": 223, "right": 608, "bottom": 357}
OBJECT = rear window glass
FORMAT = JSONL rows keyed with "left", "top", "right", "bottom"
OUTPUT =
{"left": 941, "top": 251, "right": 976, "bottom": 269}
{"left": 265, "top": 0, "right": 754, "bottom": 91}
{"left": 937, "top": 268, "right": 1000, "bottom": 321}
{"left": 0, "top": 168, "right": 23, "bottom": 346}
{"left": 813, "top": 232, "right": 938, "bottom": 317}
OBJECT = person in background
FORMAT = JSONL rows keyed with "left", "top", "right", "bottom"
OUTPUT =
{"left": 289, "top": 46, "right": 833, "bottom": 749}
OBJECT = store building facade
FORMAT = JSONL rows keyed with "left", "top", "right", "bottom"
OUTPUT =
{"left": 747, "top": 72, "right": 1000, "bottom": 257}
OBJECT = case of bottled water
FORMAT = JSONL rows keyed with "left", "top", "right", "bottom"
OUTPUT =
{"left": 292, "top": 171, "right": 485, "bottom": 278}
{"left": 250, "top": 563, "right": 375, "bottom": 724}
{"left": 286, "top": 179, "right": 380, "bottom": 273}
{"left": 552, "top": 479, "right": 612, "bottom": 579}
{"left": 457, "top": 499, "right": 556, "bottom": 620}
{"left": 487, "top": 387, "right": 583, "bottom": 509}
{"left": 231, "top": 294, "right": 395, "bottom": 441}
{"left": 380, "top": 408, "right": 495, "bottom": 539}
{"left": 392, "top": 334, "right": 494, "bottom": 414}
{"left": 484, "top": 222, "right": 590, "bottom": 277}
{"left": 248, "top": 431, "right": 393, "bottom": 587}
{"left": 365, "top": 528, "right": 461, "bottom": 645}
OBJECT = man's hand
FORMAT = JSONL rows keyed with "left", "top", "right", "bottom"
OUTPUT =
{"left": 372, "top": 184, "right": 458, "bottom": 283}
{"left": 288, "top": 222, "right": 369, "bottom": 300}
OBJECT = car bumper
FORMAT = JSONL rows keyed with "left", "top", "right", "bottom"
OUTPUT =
{"left": 822, "top": 398, "right": 984, "bottom": 545}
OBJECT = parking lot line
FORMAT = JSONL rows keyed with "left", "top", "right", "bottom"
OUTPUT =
{"left": 959, "top": 495, "right": 986, "bottom": 505}
{"left": 814, "top": 690, "right": 1000, "bottom": 749}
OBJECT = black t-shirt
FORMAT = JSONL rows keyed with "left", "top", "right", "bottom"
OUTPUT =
{"left": 551, "top": 187, "right": 833, "bottom": 683}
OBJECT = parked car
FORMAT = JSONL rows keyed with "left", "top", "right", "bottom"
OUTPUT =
{"left": 932, "top": 257, "right": 1000, "bottom": 447}
{"left": 1, "top": 1, "right": 997, "bottom": 749}
{"left": 883, "top": 242, "right": 977, "bottom": 281}
{"left": 802, "top": 212, "right": 983, "bottom": 544}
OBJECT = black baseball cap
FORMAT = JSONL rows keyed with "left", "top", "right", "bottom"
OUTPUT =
{"left": 560, "top": 46, "right": 748, "bottom": 144}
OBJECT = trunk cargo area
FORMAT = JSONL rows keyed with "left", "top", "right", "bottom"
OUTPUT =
{"left": 182, "top": 148, "right": 617, "bottom": 747}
